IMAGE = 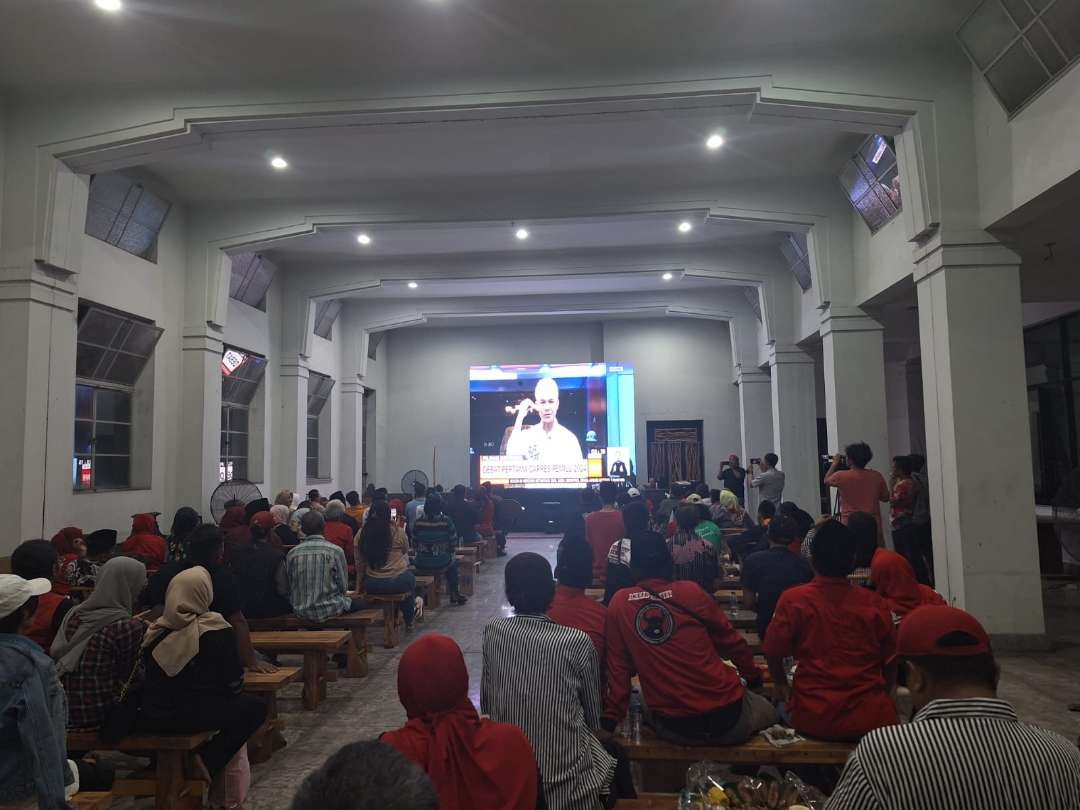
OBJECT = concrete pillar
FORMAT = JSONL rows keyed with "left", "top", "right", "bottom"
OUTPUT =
{"left": 768, "top": 346, "right": 819, "bottom": 515}
{"left": 0, "top": 264, "right": 78, "bottom": 547}
{"left": 736, "top": 368, "right": 773, "bottom": 512}
{"left": 277, "top": 353, "right": 310, "bottom": 493}
{"left": 821, "top": 306, "right": 892, "bottom": 538}
{"left": 338, "top": 379, "right": 364, "bottom": 494}
{"left": 178, "top": 327, "right": 224, "bottom": 514}
{"left": 913, "top": 231, "right": 1044, "bottom": 637}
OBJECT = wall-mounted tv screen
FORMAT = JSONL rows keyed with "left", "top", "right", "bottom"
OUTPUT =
{"left": 839, "top": 134, "right": 901, "bottom": 233}
{"left": 469, "top": 363, "right": 636, "bottom": 488}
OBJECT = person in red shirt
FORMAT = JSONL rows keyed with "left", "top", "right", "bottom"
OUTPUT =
{"left": 322, "top": 500, "right": 357, "bottom": 575}
{"left": 11, "top": 540, "right": 73, "bottom": 649}
{"left": 49, "top": 527, "right": 85, "bottom": 596}
{"left": 764, "top": 519, "right": 897, "bottom": 741}
{"left": 548, "top": 529, "right": 607, "bottom": 670}
{"left": 121, "top": 513, "right": 167, "bottom": 570}
{"left": 584, "top": 481, "right": 625, "bottom": 584}
{"left": 823, "top": 442, "right": 890, "bottom": 532}
{"left": 603, "top": 531, "right": 775, "bottom": 745}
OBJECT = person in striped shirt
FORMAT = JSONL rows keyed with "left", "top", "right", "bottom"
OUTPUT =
{"left": 285, "top": 511, "right": 365, "bottom": 623}
{"left": 827, "top": 604, "right": 1080, "bottom": 809}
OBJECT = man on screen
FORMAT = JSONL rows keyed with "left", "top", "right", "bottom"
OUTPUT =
{"left": 505, "top": 377, "right": 584, "bottom": 465}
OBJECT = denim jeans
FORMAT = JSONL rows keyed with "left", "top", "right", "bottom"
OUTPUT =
{"left": 364, "top": 571, "right": 417, "bottom": 624}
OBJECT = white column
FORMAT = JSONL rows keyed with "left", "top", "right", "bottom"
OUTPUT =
{"left": 913, "top": 231, "right": 1044, "bottom": 637}
{"left": 736, "top": 368, "right": 773, "bottom": 511}
{"left": 338, "top": 379, "right": 364, "bottom": 494}
{"left": 277, "top": 353, "right": 309, "bottom": 494}
{"left": 177, "top": 327, "right": 224, "bottom": 514}
{"left": 821, "top": 306, "right": 892, "bottom": 539}
{"left": 768, "top": 346, "right": 820, "bottom": 515}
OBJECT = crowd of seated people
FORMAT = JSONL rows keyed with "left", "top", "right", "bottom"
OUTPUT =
{"left": 3, "top": 462, "right": 1079, "bottom": 810}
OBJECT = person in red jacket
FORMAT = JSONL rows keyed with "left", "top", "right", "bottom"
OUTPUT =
{"left": 603, "top": 531, "right": 775, "bottom": 745}
{"left": 764, "top": 519, "right": 897, "bottom": 741}
{"left": 850, "top": 512, "right": 945, "bottom": 620}
{"left": 11, "top": 540, "right": 72, "bottom": 649}
{"left": 323, "top": 500, "right": 357, "bottom": 575}
{"left": 548, "top": 527, "right": 607, "bottom": 671}
{"left": 49, "top": 527, "right": 84, "bottom": 596}
{"left": 121, "top": 512, "right": 167, "bottom": 570}
{"left": 585, "top": 481, "right": 626, "bottom": 583}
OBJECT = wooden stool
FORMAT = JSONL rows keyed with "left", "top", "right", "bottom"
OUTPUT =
{"left": 364, "top": 593, "right": 408, "bottom": 647}
{"left": 413, "top": 575, "right": 436, "bottom": 608}
{"left": 247, "top": 611, "right": 379, "bottom": 678}
{"left": 249, "top": 630, "right": 351, "bottom": 710}
{"left": 243, "top": 665, "right": 302, "bottom": 763}
{"left": 71, "top": 793, "right": 113, "bottom": 810}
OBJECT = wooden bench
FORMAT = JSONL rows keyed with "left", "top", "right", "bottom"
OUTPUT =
{"left": 71, "top": 792, "right": 113, "bottom": 810}
{"left": 614, "top": 796, "right": 677, "bottom": 810}
{"left": 457, "top": 545, "right": 481, "bottom": 567}
{"left": 247, "top": 611, "right": 379, "bottom": 678}
{"left": 68, "top": 730, "right": 212, "bottom": 810}
{"left": 619, "top": 728, "right": 854, "bottom": 791}
{"left": 363, "top": 593, "right": 408, "bottom": 647}
{"left": 453, "top": 556, "right": 479, "bottom": 596}
{"left": 414, "top": 574, "right": 435, "bottom": 608}
{"left": 249, "top": 630, "right": 352, "bottom": 709}
{"left": 243, "top": 665, "right": 302, "bottom": 763}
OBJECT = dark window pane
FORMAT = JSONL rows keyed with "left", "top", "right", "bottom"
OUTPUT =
{"left": 94, "top": 455, "right": 131, "bottom": 490}
{"left": 1025, "top": 320, "right": 1065, "bottom": 383}
{"left": 94, "top": 422, "right": 131, "bottom": 454}
{"left": 74, "top": 420, "right": 94, "bottom": 455}
{"left": 1001, "top": 0, "right": 1034, "bottom": 27}
{"left": 306, "top": 458, "right": 319, "bottom": 479}
{"left": 121, "top": 322, "right": 162, "bottom": 357}
{"left": 307, "top": 438, "right": 320, "bottom": 458}
{"left": 75, "top": 385, "right": 94, "bottom": 419}
{"left": 77, "top": 307, "right": 126, "bottom": 347}
{"left": 959, "top": 0, "right": 1021, "bottom": 69}
{"left": 228, "top": 434, "right": 248, "bottom": 456}
{"left": 1026, "top": 21, "right": 1068, "bottom": 73}
{"left": 986, "top": 39, "right": 1051, "bottom": 113}
{"left": 95, "top": 389, "right": 132, "bottom": 422}
{"left": 115, "top": 221, "right": 157, "bottom": 259}
{"left": 232, "top": 460, "right": 248, "bottom": 481}
{"left": 100, "top": 352, "right": 147, "bottom": 385}
{"left": 1044, "top": 0, "right": 1080, "bottom": 59}
{"left": 75, "top": 346, "right": 106, "bottom": 379}
{"left": 229, "top": 408, "right": 249, "bottom": 432}
{"left": 221, "top": 432, "right": 230, "bottom": 455}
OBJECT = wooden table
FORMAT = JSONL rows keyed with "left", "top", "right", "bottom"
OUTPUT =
{"left": 248, "top": 611, "right": 378, "bottom": 678}
{"left": 249, "top": 630, "right": 351, "bottom": 710}
{"left": 620, "top": 729, "right": 855, "bottom": 765}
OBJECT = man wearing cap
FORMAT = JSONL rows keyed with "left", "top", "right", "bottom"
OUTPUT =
{"left": 0, "top": 574, "right": 75, "bottom": 807}
{"left": 826, "top": 605, "right": 1080, "bottom": 809}
{"left": 603, "top": 532, "right": 774, "bottom": 745}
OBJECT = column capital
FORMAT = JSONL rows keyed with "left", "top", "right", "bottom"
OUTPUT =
{"left": 912, "top": 229, "right": 1021, "bottom": 282}
{"left": 819, "top": 305, "right": 883, "bottom": 337}
{"left": 735, "top": 367, "right": 771, "bottom": 386}
{"left": 767, "top": 344, "right": 814, "bottom": 367}
{"left": 340, "top": 379, "right": 365, "bottom": 396}
{"left": 0, "top": 263, "right": 78, "bottom": 311}
{"left": 181, "top": 324, "right": 224, "bottom": 354}
{"left": 280, "top": 353, "right": 310, "bottom": 380}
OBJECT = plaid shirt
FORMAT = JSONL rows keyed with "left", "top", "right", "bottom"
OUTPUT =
{"left": 285, "top": 536, "right": 352, "bottom": 622}
{"left": 60, "top": 618, "right": 146, "bottom": 729}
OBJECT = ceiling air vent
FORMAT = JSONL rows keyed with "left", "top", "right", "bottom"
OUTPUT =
{"left": 958, "top": 0, "right": 1080, "bottom": 116}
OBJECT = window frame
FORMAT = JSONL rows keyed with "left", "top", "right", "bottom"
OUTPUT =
{"left": 220, "top": 404, "right": 250, "bottom": 483}
{"left": 73, "top": 380, "right": 134, "bottom": 492}
{"left": 306, "top": 371, "right": 334, "bottom": 482}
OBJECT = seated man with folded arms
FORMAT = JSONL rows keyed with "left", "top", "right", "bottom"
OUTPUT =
{"left": 603, "top": 532, "right": 775, "bottom": 745}
{"left": 763, "top": 519, "right": 897, "bottom": 741}
{"left": 826, "top": 605, "right": 1080, "bottom": 809}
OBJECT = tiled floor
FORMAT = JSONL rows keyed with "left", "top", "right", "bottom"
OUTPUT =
{"left": 244, "top": 537, "right": 1080, "bottom": 808}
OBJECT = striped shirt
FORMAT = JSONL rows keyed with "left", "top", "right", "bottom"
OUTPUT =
{"left": 285, "top": 536, "right": 352, "bottom": 622}
{"left": 825, "top": 698, "right": 1080, "bottom": 810}
{"left": 482, "top": 614, "right": 615, "bottom": 810}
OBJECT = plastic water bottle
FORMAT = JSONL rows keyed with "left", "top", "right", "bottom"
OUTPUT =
{"left": 628, "top": 693, "right": 643, "bottom": 743}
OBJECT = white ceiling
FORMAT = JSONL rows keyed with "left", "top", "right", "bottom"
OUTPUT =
{"left": 0, "top": 1, "right": 979, "bottom": 96}
{"left": 264, "top": 211, "right": 782, "bottom": 264}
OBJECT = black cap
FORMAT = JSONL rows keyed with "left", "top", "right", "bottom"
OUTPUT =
{"left": 85, "top": 529, "right": 118, "bottom": 556}
{"left": 245, "top": 498, "right": 271, "bottom": 521}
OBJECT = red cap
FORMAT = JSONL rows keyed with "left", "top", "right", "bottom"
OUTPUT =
{"left": 896, "top": 605, "right": 992, "bottom": 658}
{"left": 249, "top": 511, "right": 274, "bottom": 531}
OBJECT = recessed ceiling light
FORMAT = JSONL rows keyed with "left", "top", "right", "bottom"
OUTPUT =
{"left": 678, "top": 221, "right": 693, "bottom": 233}
{"left": 662, "top": 272, "right": 674, "bottom": 281}
{"left": 356, "top": 233, "right": 372, "bottom": 246}
{"left": 269, "top": 155, "right": 288, "bottom": 170}
{"left": 705, "top": 133, "right": 725, "bottom": 150}
{"left": 94, "top": 0, "right": 122, "bottom": 11}
{"left": 407, "top": 281, "right": 419, "bottom": 289}
{"left": 515, "top": 227, "right": 529, "bottom": 240}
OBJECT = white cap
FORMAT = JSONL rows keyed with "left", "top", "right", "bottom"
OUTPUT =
{"left": 0, "top": 575, "right": 51, "bottom": 620}
{"left": 626, "top": 488, "right": 641, "bottom": 498}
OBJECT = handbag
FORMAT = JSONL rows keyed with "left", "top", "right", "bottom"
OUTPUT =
{"left": 100, "top": 629, "right": 170, "bottom": 743}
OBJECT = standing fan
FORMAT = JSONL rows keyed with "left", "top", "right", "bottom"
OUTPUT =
{"left": 401, "top": 469, "right": 429, "bottom": 494}
{"left": 210, "top": 479, "right": 263, "bottom": 524}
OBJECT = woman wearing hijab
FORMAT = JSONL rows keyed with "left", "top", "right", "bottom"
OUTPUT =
{"left": 50, "top": 527, "right": 85, "bottom": 595}
{"left": 139, "top": 567, "right": 267, "bottom": 779}
{"left": 51, "top": 557, "right": 147, "bottom": 729}
{"left": 383, "top": 634, "right": 540, "bottom": 810}
{"left": 220, "top": 503, "right": 252, "bottom": 562}
{"left": 850, "top": 512, "right": 944, "bottom": 619}
{"left": 166, "top": 507, "right": 201, "bottom": 561}
{"left": 121, "top": 514, "right": 167, "bottom": 571}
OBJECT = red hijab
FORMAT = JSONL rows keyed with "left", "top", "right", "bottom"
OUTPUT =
{"left": 382, "top": 634, "right": 538, "bottom": 810}
{"left": 871, "top": 547, "right": 927, "bottom": 616}
{"left": 51, "top": 527, "right": 83, "bottom": 559}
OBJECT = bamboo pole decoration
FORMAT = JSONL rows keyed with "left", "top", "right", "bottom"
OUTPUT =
{"left": 432, "top": 446, "right": 437, "bottom": 487}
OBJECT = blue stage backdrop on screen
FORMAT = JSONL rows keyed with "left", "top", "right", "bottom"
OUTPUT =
{"left": 468, "top": 363, "right": 635, "bottom": 488}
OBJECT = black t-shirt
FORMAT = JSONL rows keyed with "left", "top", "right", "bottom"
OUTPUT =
{"left": 141, "top": 627, "right": 243, "bottom": 720}
{"left": 721, "top": 467, "right": 747, "bottom": 501}
{"left": 447, "top": 500, "right": 480, "bottom": 543}
{"left": 741, "top": 545, "right": 813, "bottom": 637}
{"left": 143, "top": 561, "right": 243, "bottom": 619}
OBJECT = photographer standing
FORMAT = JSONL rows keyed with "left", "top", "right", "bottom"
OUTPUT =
{"left": 718, "top": 454, "right": 747, "bottom": 505}
{"left": 749, "top": 453, "right": 785, "bottom": 506}
{"left": 824, "top": 442, "right": 889, "bottom": 535}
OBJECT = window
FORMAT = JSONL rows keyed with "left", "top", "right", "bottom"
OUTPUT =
{"left": 780, "top": 233, "right": 813, "bottom": 292}
{"left": 743, "top": 287, "right": 762, "bottom": 322}
{"left": 1024, "top": 312, "right": 1080, "bottom": 502}
{"left": 839, "top": 134, "right": 902, "bottom": 234}
{"left": 958, "top": 0, "right": 1080, "bottom": 116}
{"left": 314, "top": 300, "right": 342, "bottom": 340}
{"left": 307, "top": 371, "right": 335, "bottom": 480}
{"left": 73, "top": 303, "right": 162, "bottom": 491}
{"left": 229, "top": 252, "right": 276, "bottom": 311}
{"left": 220, "top": 348, "right": 267, "bottom": 482}
{"left": 84, "top": 173, "right": 171, "bottom": 262}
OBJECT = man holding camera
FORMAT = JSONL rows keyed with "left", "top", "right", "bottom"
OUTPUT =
{"left": 748, "top": 453, "right": 785, "bottom": 505}
{"left": 718, "top": 454, "right": 747, "bottom": 505}
{"left": 824, "top": 442, "right": 890, "bottom": 532}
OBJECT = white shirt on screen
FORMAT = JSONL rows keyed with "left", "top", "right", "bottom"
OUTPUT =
{"left": 505, "top": 422, "right": 584, "bottom": 465}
